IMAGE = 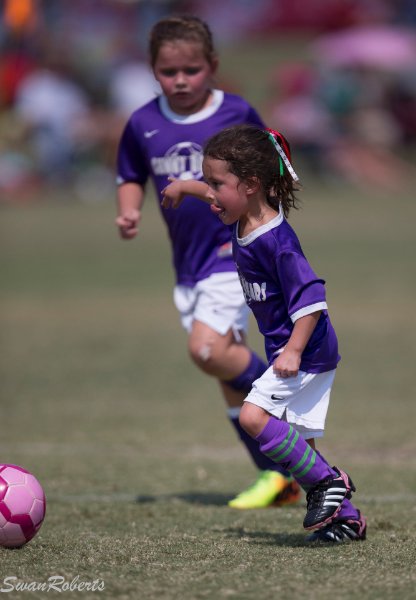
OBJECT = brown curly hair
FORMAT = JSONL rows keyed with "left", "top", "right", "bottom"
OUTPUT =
{"left": 203, "top": 124, "right": 301, "bottom": 218}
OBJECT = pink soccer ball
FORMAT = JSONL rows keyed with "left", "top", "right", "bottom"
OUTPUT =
{"left": 0, "top": 464, "right": 46, "bottom": 548}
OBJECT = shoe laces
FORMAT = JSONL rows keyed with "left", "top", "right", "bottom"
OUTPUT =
{"left": 305, "top": 475, "right": 333, "bottom": 508}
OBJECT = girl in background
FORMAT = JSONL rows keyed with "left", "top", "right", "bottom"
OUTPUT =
{"left": 115, "top": 16, "right": 300, "bottom": 509}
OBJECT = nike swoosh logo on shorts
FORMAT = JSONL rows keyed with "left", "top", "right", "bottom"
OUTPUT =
{"left": 271, "top": 395, "right": 284, "bottom": 400}
{"left": 144, "top": 129, "right": 159, "bottom": 138}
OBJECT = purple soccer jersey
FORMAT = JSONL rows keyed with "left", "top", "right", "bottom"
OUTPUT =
{"left": 117, "top": 90, "right": 264, "bottom": 286}
{"left": 233, "top": 212, "right": 340, "bottom": 373}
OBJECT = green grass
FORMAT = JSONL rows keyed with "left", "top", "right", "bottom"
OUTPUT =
{"left": 1, "top": 179, "right": 415, "bottom": 599}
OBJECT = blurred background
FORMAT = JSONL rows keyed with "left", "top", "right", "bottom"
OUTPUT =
{"left": 1, "top": 0, "right": 416, "bottom": 201}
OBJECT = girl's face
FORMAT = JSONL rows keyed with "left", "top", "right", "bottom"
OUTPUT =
{"left": 153, "top": 40, "right": 217, "bottom": 115}
{"left": 203, "top": 157, "right": 249, "bottom": 225}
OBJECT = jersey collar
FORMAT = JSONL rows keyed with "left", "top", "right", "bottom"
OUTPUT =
{"left": 237, "top": 206, "right": 284, "bottom": 246}
{"left": 158, "top": 89, "right": 224, "bottom": 124}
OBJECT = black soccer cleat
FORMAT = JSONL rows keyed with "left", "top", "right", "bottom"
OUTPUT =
{"left": 305, "top": 511, "right": 367, "bottom": 543}
{"left": 303, "top": 466, "right": 356, "bottom": 530}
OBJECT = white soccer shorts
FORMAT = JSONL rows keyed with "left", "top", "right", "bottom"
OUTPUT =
{"left": 245, "top": 366, "right": 336, "bottom": 438}
{"left": 174, "top": 272, "right": 250, "bottom": 337}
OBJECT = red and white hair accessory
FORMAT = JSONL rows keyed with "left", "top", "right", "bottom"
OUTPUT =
{"left": 265, "top": 128, "right": 299, "bottom": 182}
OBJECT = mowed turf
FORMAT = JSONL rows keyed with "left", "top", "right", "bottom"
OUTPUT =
{"left": 1, "top": 178, "right": 415, "bottom": 599}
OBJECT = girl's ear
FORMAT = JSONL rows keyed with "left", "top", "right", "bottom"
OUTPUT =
{"left": 210, "top": 54, "right": 219, "bottom": 75}
{"left": 245, "top": 177, "right": 261, "bottom": 195}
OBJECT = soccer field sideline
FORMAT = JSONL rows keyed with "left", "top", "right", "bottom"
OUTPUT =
{"left": 46, "top": 492, "right": 416, "bottom": 504}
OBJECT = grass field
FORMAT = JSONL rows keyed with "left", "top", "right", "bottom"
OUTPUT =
{"left": 1, "top": 178, "right": 415, "bottom": 599}
{"left": 1, "top": 30, "right": 416, "bottom": 600}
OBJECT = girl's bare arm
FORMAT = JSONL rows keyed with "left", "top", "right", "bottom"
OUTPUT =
{"left": 161, "top": 178, "right": 210, "bottom": 209}
{"left": 273, "top": 312, "right": 321, "bottom": 378}
{"left": 116, "top": 182, "right": 145, "bottom": 239}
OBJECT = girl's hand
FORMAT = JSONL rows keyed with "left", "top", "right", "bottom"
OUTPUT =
{"left": 273, "top": 312, "right": 321, "bottom": 378}
{"left": 115, "top": 209, "right": 141, "bottom": 239}
{"left": 161, "top": 177, "right": 186, "bottom": 209}
{"left": 273, "top": 348, "right": 301, "bottom": 378}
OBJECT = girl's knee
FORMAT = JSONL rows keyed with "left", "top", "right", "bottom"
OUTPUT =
{"left": 188, "top": 338, "right": 224, "bottom": 376}
{"left": 239, "top": 402, "right": 269, "bottom": 438}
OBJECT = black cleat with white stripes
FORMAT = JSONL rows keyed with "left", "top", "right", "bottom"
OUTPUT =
{"left": 306, "top": 511, "right": 367, "bottom": 543}
{"left": 303, "top": 466, "right": 356, "bottom": 530}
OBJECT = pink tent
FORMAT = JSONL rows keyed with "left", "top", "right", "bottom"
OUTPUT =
{"left": 311, "top": 26, "right": 416, "bottom": 70}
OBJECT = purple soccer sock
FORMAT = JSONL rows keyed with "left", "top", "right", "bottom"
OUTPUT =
{"left": 228, "top": 408, "right": 292, "bottom": 476}
{"left": 224, "top": 353, "right": 291, "bottom": 478}
{"left": 256, "top": 417, "right": 336, "bottom": 488}
{"left": 223, "top": 351, "right": 267, "bottom": 395}
{"left": 335, "top": 497, "right": 361, "bottom": 520}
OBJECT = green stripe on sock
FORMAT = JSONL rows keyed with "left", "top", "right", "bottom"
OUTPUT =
{"left": 292, "top": 448, "right": 317, "bottom": 479}
{"left": 265, "top": 425, "right": 294, "bottom": 459}
{"left": 270, "top": 430, "right": 300, "bottom": 462}
{"left": 289, "top": 444, "right": 312, "bottom": 475}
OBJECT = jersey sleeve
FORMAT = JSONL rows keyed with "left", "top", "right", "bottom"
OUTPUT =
{"left": 116, "top": 118, "right": 149, "bottom": 186}
{"left": 246, "top": 105, "right": 265, "bottom": 128}
{"left": 276, "top": 251, "right": 328, "bottom": 322}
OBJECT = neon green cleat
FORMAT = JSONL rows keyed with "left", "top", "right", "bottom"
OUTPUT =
{"left": 228, "top": 470, "right": 302, "bottom": 509}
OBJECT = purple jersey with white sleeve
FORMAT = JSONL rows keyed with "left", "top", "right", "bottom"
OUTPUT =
{"left": 233, "top": 211, "right": 340, "bottom": 374}
{"left": 117, "top": 90, "right": 264, "bottom": 286}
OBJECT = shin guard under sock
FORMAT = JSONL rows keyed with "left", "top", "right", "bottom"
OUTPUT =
{"left": 228, "top": 408, "right": 291, "bottom": 476}
{"left": 256, "top": 417, "right": 336, "bottom": 488}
